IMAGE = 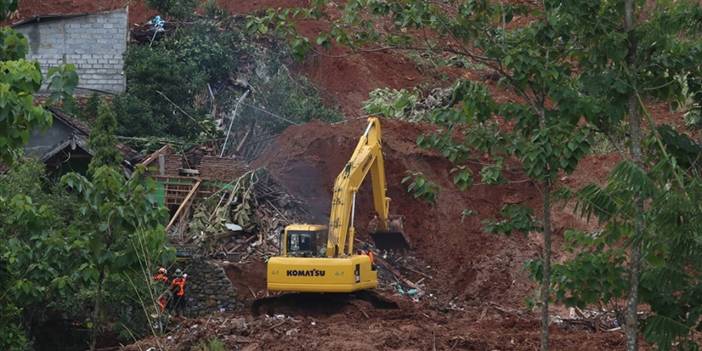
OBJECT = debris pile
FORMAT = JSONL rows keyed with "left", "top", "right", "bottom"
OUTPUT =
{"left": 181, "top": 169, "right": 311, "bottom": 258}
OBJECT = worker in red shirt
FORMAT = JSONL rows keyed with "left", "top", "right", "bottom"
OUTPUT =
{"left": 153, "top": 267, "right": 169, "bottom": 311}
{"left": 170, "top": 269, "right": 187, "bottom": 316}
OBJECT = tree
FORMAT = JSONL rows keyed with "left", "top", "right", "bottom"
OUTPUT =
{"left": 62, "top": 166, "right": 172, "bottom": 351}
{"left": 81, "top": 92, "right": 100, "bottom": 121}
{"left": 0, "top": 0, "right": 77, "bottom": 347}
{"left": 88, "top": 101, "right": 123, "bottom": 174}
{"left": 547, "top": 2, "right": 702, "bottom": 350}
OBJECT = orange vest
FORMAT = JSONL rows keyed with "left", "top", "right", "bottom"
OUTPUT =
{"left": 171, "top": 277, "right": 186, "bottom": 296}
{"left": 367, "top": 250, "right": 374, "bottom": 264}
{"left": 154, "top": 273, "right": 168, "bottom": 283}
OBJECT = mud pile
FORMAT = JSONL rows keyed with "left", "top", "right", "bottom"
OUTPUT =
{"left": 253, "top": 117, "right": 552, "bottom": 307}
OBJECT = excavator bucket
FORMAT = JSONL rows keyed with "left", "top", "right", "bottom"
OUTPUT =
{"left": 369, "top": 216, "right": 410, "bottom": 251}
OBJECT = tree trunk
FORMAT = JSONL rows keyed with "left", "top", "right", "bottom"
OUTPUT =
{"left": 90, "top": 269, "right": 106, "bottom": 351}
{"left": 624, "top": 1, "right": 642, "bottom": 350}
{"left": 540, "top": 181, "right": 552, "bottom": 351}
{"left": 626, "top": 93, "right": 644, "bottom": 351}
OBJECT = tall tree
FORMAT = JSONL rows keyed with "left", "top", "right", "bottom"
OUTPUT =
{"left": 543, "top": 2, "right": 702, "bottom": 350}
{"left": 62, "top": 166, "right": 171, "bottom": 351}
{"left": 623, "top": 1, "right": 643, "bottom": 349}
{"left": 88, "top": 101, "right": 123, "bottom": 174}
{"left": 0, "top": 0, "right": 77, "bottom": 347}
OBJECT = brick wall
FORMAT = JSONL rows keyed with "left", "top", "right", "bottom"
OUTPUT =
{"left": 199, "top": 156, "right": 249, "bottom": 181}
{"left": 14, "top": 9, "right": 128, "bottom": 94}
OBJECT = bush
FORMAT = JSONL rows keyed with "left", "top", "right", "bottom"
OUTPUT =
{"left": 193, "top": 338, "right": 226, "bottom": 351}
{"left": 120, "top": 44, "right": 207, "bottom": 138}
{"left": 80, "top": 93, "right": 100, "bottom": 121}
{"left": 240, "top": 68, "right": 342, "bottom": 132}
{"left": 116, "top": 17, "right": 341, "bottom": 142}
{"left": 146, "top": 0, "right": 197, "bottom": 19}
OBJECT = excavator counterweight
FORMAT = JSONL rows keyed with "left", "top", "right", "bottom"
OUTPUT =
{"left": 266, "top": 117, "right": 408, "bottom": 293}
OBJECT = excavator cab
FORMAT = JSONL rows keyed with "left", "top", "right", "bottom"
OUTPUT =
{"left": 281, "top": 224, "right": 328, "bottom": 258}
{"left": 268, "top": 223, "right": 377, "bottom": 292}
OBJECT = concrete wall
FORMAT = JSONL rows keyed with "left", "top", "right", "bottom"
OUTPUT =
{"left": 14, "top": 9, "right": 128, "bottom": 94}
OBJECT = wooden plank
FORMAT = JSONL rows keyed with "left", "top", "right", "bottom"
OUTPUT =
{"left": 165, "top": 180, "right": 201, "bottom": 232}
{"left": 139, "top": 144, "right": 171, "bottom": 167}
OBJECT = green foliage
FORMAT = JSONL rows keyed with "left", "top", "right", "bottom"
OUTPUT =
{"left": 484, "top": 204, "right": 538, "bottom": 236}
{"left": 61, "top": 166, "right": 174, "bottom": 346}
{"left": 46, "top": 64, "right": 79, "bottom": 105}
{"left": 479, "top": 159, "right": 504, "bottom": 185}
{"left": 0, "top": 160, "right": 81, "bottom": 350}
{"left": 240, "top": 69, "right": 341, "bottom": 132}
{"left": 0, "top": 303, "right": 26, "bottom": 351}
{"left": 544, "top": 230, "right": 628, "bottom": 308}
{"left": 0, "top": 159, "right": 174, "bottom": 348}
{"left": 146, "top": 0, "right": 196, "bottom": 19}
{"left": 88, "top": 102, "right": 123, "bottom": 174}
{"left": 0, "top": 0, "right": 16, "bottom": 20}
{"left": 117, "top": 16, "right": 339, "bottom": 141}
{"left": 0, "top": 27, "right": 27, "bottom": 60}
{"left": 0, "top": 59, "right": 51, "bottom": 163}
{"left": 120, "top": 43, "right": 208, "bottom": 138}
{"left": 193, "top": 338, "right": 226, "bottom": 351}
{"left": 451, "top": 166, "right": 472, "bottom": 191}
{"left": 401, "top": 171, "right": 438, "bottom": 204}
{"left": 363, "top": 88, "right": 420, "bottom": 120}
{"left": 0, "top": 3, "right": 78, "bottom": 164}
{"left": 81, "top": 92, "right": 100, "bottom": 121}
{"left": 245, "top": 8, "right": 316, "bottom": 60}
{"left": 202, "top": 0, "right": 226, "bottom": 20}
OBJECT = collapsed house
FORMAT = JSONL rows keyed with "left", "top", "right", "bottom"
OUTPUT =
{"left": 21, "top": 107, "right": 136, "bottom": 175}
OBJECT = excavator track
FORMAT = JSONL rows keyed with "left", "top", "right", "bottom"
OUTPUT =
{"left": 251, "top": 290, "right": 398, "bottom": 317}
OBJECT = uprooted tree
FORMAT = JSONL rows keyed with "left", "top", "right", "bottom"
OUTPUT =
{"left": 250, "top": 1, "right": 702, "bottom": 350}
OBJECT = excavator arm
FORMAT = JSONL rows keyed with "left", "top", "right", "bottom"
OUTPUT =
{"left": 266, "top": 117, "right": 406, "bottom": 293}
{"left": 326, "top": 117, "right": 407, "bottom": 257}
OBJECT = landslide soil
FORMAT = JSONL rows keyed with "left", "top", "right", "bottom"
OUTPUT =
{"left": 244, "top": 117, "right": 626, "bottom": 350}
{"left": 253, "top": 118, "right": 547, "bottom": 307}
{"left": 128, "top": 118, "right": 626, "bottom": 350}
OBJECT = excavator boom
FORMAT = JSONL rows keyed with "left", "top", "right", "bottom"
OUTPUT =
{"left": 326, "top": 117, "right": 410, "bottom": 256}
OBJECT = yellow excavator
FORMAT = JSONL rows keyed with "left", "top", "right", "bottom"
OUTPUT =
{"left": 266, "top": 117, "right": 409, "bottom": 293}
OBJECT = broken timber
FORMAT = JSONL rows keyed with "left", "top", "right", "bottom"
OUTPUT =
{"left": 166, "top": 179, "right": 202, "bottom": 232}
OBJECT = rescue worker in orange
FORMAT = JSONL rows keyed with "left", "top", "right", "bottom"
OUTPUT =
{"left": 170, "top": 269, "right": 187, "bottom": 316}
{"left": 153, "top": 267, "right": 169, "bottom": 311}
